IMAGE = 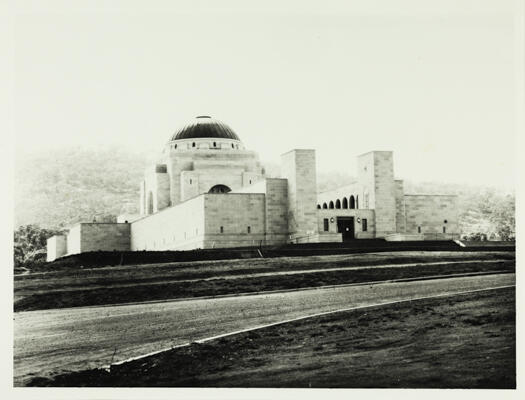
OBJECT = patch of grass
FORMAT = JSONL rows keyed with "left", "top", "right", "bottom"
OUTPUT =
{"left": 15, "top": 256, "right": 515, "bottom": 311}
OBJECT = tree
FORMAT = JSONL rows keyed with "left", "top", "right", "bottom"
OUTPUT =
{"left": 14, "top": 225, "right": 64, "bottom": 271}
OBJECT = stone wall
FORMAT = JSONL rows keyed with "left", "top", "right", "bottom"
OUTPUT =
{"left": 116, "top": 214, "right": 141, "bottom": 223}
{"left": 263, "top": 179, "right": 289, "bottom": 244}
{"left": 202, "top": 193, "right": 266, "bottom": 248}
{"left": 281, "top": 149, "right": 318, "bottom": 242}
{"left": 131, "top": 195, "right": 206, "bottom": 251}
{"left": 131, "top": 190, "right": 280, "bottom": 250}
{"left": 79, "top": 223, "right": 131, "bottom": 253}
{"left": 67, "top": 224, "right": 81, "bottom": 255}
{"left": 394, "top": 179, "right": 406, "bottom": 233}
{"left": 180, "top": 168, "right": 246, "bottom": 202}
{"left": 357, "top": 151, "right": 396, "bottom": 237}
{"left": 233, "top": 178, "right": 289, "bottom": 244}
{"left": 165, "top": 147, "right": 264, "bottom": 206}
{"left": 403, "top": 194, "right": 459, "bottom": 238}
{"left": 317, "top": 209, "right": 376, "bottom": 239}
{"left": 46, "top": 235, "right": 67, "bottom": 261}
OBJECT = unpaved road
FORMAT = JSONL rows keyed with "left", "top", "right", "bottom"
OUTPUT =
{"left": 14, "top": 273, "right": 515, "bottom": 386}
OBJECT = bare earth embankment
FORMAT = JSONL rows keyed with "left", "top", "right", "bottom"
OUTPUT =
{"left": 15, "top": 251, "right": 514, "bottom": 311}
{"left": 15, "top": 273, "right": 514, "bottom": 386}
{"left": 14, "top": 251, "right": 515, "bottom": 387}
{"left": 28, "top": 286, "right": 515, "bottom": 388}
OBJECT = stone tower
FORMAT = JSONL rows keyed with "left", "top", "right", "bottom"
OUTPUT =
{"left": 280, "top": 149, "right": 318, "bottom": 242}
{"left": 357, "top": 151, "right": 396, "bottom": 237}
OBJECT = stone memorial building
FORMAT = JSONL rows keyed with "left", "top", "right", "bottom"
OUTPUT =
{"left": 47, "top": 116, "right": 459, "bottom": 261}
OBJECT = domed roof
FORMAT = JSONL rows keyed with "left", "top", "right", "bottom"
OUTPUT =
{"left": 170, "top": 116, "right": 240, "bottom": 141}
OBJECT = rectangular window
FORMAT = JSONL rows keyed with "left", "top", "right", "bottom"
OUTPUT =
{"left": 247, "top": 226, "right": 251, "bottom": 233}
{"left": 220, "top": 226, "right": 224, "bottom": 233}
{"left": 362, "top": 218, "right": 368, "bottom": 232}
{"left": 443, "top": 226, "right": 446, "bottom": 233}
{"left": 323, "top": 218, "right": 329, "bottom": 231}
{"left": 418, "top": 226, "right": 421, "bottom": 233}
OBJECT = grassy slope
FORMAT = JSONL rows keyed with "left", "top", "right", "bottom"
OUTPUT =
{"left": 15, "top": 251, "right": 515, "bottom": 311}
{"left": 29, "top": 287, "right": 515, "bottom": 388}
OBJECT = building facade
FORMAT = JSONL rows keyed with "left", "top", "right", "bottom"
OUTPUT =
{"left": 47, "top": 116, "right": 459, "bottom": 261}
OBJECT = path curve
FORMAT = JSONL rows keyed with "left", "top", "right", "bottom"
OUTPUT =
{"left": 14, "top": 273, "right": 515, "bottom": 385}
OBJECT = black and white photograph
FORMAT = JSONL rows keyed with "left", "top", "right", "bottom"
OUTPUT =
{"left": 5, "top": 0, "right": 522, "bottom": 398}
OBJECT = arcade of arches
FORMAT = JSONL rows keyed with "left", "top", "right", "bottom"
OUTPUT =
{"left": 319, "top": 195, "right": 358, "bottom": 210}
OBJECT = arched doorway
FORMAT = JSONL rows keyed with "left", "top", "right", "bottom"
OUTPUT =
{"left": 209, "top": 184, "right": 232, "bottom": 194}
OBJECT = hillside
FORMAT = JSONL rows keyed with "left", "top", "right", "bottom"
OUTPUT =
{"left": 15, "top": 147, "right": 150, "bottom": 228}
{"left": 14, "top": 147, "right": 514, "bottom": 240}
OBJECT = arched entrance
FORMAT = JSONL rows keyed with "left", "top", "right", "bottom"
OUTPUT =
{"left": 208, "top": 184, "right": 232, "bottom": 194}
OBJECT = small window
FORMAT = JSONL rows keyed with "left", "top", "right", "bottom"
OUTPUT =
{"left": 192, "top": 142, "right": 196, "bottom": 147}
{"left": 213, "top": 142, "right": 217, "bottom": 147}
{"left": 249, "top": 179, "right": 252, "bottom": 184}
{"left": 418, "top": 226, "right": 421, "bottom": 233}
{"left": 323, "top": 218, "right": 329, "bottom": 232}
{"left": 220, "top": 226, "right": 224, "bottom": 233}
{"left": 231, "top": 143, "right": 234, "bottom": 148}
{"left": 322, "top": 203, "right": 328, "bottom": 209}
{"left": 189, "top": 179, "right": 192, "bottom": 184}
{"left": 362, "top": 218, "right": 368, "bottom": 232}
{"left": 174, "top": 144, "right": 177, "bottom": 149}
{"left": 443, "top": 226, "right": 446, "bottom": 233}
{"left": 317, "top": 204, "right": 321, "bottom": 209}
{"left": 247, "top": 226, "right": 251, "bottom": 233}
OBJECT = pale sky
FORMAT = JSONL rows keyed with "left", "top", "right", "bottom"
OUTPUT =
{"left": 13, "top": 0, "right": 519, "bottom": 190}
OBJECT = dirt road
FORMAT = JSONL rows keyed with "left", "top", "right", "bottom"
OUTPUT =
{"left": 14, "top": 273, "right": 514, "bottom": 386}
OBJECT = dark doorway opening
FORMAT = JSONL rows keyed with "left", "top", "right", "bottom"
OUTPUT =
{"left": 208, "top": 184, "right": 232, "bottom": 193}
{"left": 337, "top": 217, "right": 355, "bottom": 241}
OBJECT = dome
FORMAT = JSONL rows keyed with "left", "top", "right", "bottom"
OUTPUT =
{"left": 170, "top": 116, "right": 240, "bottom": 141}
